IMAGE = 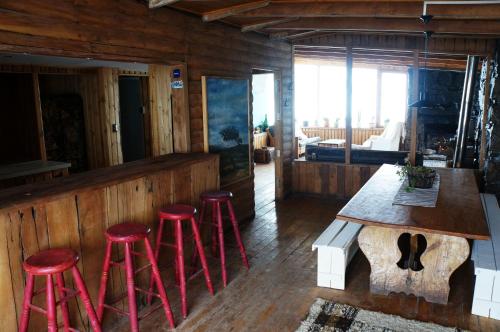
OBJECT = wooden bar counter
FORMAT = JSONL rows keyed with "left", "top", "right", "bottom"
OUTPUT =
{"left": 0, "top": 153, "right": 219, "bottom": 331}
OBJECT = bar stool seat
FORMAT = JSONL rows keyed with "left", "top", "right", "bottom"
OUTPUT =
{"left": 24, "top": 248, "right": 79, "bottom": 275}
{"left": 105, "top": 222, "right": 150, "bottom": 242}
{"left": 200, "top": 190, "right": 232, "bottom": 202}
{"left": 159, "top": 204, "right": 196, "bottom": 220}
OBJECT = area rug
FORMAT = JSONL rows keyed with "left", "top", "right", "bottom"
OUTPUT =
{"left": 296, "top": 298, "right": 467, "bottom": 332}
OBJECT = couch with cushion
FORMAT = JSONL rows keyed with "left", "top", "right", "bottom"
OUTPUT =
{"left": 295, "top": 127, "right": 321, "bottom": 158}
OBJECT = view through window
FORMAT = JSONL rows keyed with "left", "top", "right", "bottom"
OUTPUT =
{"left": 295, "top": 62, "right": 408, "bottom": 130}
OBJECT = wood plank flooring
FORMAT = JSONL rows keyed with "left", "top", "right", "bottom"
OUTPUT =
{"left": 107, "top": 166, "right": 500, "bottom": 331}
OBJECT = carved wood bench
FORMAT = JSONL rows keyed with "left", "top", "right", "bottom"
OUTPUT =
{"left": 472, "top": 193, "right": 500, "bottom": 319}
{"left": 312, "top": 220, "right": 363, "bottom": 290}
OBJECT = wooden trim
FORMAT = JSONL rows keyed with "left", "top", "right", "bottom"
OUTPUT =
{"left": 241, "top": 18, "right": 297, "bottom": 32}
{"left": 169, "top": 63, "right": 191, "bottom": 153}
{"left": 479, "top": 57, "right": 492, "bottom": 170}
{"left": 375, "top": 69, "right": 382, "bottom": 128}
{"left": 201, "top": 76, "right": 209, "bottom": 153}
{"left": 345, "top": 47, "right": 352, "bottom": 165}
{"left": 273, "top": 69, "right": 284, "bottom": 200}
{"left": 409, "top": 52, "right": 419, "bottom": 165}
{"left": 203, "top": 1, "right": 270, "bottom": 22}
{"left": 148, "top": 0, "right": 181, "bottom": 9}
{"left": 148, "top": 64, "right": 173, "bottom": 156}
{"left": 32, "top": 71, "right": 47, "bottom": 161}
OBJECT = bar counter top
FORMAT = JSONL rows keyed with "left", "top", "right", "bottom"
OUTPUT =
{"left": 0, "top": 153, "right": 217, "bottom": 211}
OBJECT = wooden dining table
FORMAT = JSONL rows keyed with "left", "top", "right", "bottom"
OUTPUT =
{"left": 336, "top": 164, "right": 489, "bottom": 304}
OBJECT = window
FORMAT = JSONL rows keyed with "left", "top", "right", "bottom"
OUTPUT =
{"left": 295, "top": 62, "right": 407, "bottom": 130}
{"left": 352, "top": 68, "right": 377, "bottom": 128}
{"left": 380, "top": 72, "right": 408, "bottom": 125}
{"left": 295, "top": 63, "right": 345, "bottom": 128}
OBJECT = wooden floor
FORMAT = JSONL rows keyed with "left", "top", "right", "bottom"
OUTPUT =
{"left": 107, "top": 166, "right": 500, "bottom": 332}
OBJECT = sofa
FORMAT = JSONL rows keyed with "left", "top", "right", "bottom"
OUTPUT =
{"left": 305, "top": 145, "right": 421, "bottom": 165}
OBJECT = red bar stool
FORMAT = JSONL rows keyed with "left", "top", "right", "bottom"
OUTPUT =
{"left": 97, "top": 222, "right": 175, "bottom": 332}
{"left": 19, "top": 248, "right": 101, "bottom": 332}
{"left": 196, "top": 191, "right": 249, "bottom": 287}
{"left": 148, "top": 204, "right": 214, "bottom": 318}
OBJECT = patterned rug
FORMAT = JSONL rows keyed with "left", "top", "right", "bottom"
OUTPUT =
{"left": 297, "top": 298, "right": 467, "bottom": 332}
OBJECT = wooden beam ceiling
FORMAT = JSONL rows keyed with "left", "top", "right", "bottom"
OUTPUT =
{"left": 148, "top": 0, "right": 181, "bottom": 9}
{"left": 150, "top": 1, "right": 499, "bottom": 55}
{"left": 203, "top": 1, "right": 271, "bottom": 22}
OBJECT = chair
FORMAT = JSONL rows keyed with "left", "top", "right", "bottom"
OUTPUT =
{"left": 19, "top": 248, "right": 101, "bottom": 332}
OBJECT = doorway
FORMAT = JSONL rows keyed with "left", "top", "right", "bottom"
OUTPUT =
{"left": 118, "top": 76, "right": 147, "bottom": 162}
{"left": 252, "top": 70, "right": 277, "bottom": 209}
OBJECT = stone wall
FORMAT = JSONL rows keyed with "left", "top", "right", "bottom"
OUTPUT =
{"left": 483, "top": 49, "right": 500, "bottom": 194}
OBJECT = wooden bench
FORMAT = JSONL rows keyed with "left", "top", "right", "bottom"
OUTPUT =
{"left": 312, "top": 220, "right": 363, "bottom": 290}
{"left": 472, "top": 194, "right": 500, "bottom": 319}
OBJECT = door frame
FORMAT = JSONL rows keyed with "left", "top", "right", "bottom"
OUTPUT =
{"left": 251, "top": 68, "right": 284, "bottom": 200}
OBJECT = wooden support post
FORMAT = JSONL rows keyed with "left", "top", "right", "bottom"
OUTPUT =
{"left": 345, "top": 47, "right": 353, "bottom": 165}
{"left": 32, "top": 71, "right": 47, "bottom": 161}
{"left": 168, "top": 64, "right": 191, "bottom": 153}
{"left": 409, "top": 52, "right": 419, "bottom": 165}
{"left": 375, "top": 69, "right": 382, "bottom": 128}
{"left": 479, "top": 57, "right": 492, "bottom": 170}
{"left": 148, "top": 64, "right": 174, "bottom": 156}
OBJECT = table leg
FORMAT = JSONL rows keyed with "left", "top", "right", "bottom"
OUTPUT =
{"left": 357, "top": 225, "right": 469, "bottom": 304}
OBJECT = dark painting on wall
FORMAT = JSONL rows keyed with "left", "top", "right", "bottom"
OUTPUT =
{"left": 202, "top": 76, "right": 250, "bottom": 186}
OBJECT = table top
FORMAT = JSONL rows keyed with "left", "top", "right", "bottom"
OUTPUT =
{"left": 336, "top": 164, "right": 490, "bottom": 240}
{"left": 0, "top": 160, "right": 71, "bottom": 181}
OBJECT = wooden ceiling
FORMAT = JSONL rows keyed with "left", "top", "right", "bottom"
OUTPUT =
{"left": 147, "top": 0, "right": 500, "bottom": 41}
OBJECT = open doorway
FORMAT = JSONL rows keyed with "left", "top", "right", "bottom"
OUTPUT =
{"left": 252, "top": 69, "right": 277, "bottom": 209}
{"left": 118, "top": 76, "right": 147, "bottom": 162}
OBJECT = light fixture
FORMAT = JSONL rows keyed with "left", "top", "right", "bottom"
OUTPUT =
{"left": 409, "top": 30, "right": 434, "bottom": 108}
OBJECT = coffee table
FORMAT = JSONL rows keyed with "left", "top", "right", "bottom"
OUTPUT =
{"left": 317, "top": 139, "right": 346, "bottom": 147}
{"left": 336, "top": 164, "right": 489, "bottom": 304}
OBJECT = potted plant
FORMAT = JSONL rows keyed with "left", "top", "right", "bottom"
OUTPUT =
{"left": 397, "top": 162, "right": 436, "bottom": 190}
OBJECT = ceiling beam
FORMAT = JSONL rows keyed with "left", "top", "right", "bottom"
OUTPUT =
{"left": 241, "top": 18, "right": 297, "bottom": 32}
{"left": 269, "top": 30, "right": 319, "bottom": 40}
{"left": 203, "top": 1, "right": 271, "bottom": 22}
{"left": 237, "top": 2, "right": 500, "bottom": 20}
{"left": 148, "top": 0, "right": 181, "bottom": 9}
{"left": 264, "top": 17, "right": 500, "bottom": 35}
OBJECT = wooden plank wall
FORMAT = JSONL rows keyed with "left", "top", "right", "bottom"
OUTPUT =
{"left": 301, "top": 127, "right": 385, "bottom": 145}
{"left": 292, "top": 160, "right": 380, "bottom": 199}
{"left": 0, "top": 0, "right": 293, "bottom": 218}
{"left": 0, "top": 155, "right": 219, "bottom": 332}
{"left": 149, "top": 64, "right": 173, "bottom": 156}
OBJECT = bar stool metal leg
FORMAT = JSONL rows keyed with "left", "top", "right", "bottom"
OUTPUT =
{"left": 227, "top": 200, "right": 250, "bottom": 269}
{"left": 71, "top": 266, "right": 103, "bottom": 332}
{"left": 143, "top": 238, "right": 175, "bottom": 328}
{"left": 175, "top": 219, "right": 188, "bottom": 318}
{"left": 211, "top": 202, "right": 218, "bottom": 257}
{"left": 55, "top": 273, "right": 71, "bottom": 331}
{"left": 191, "top": 217, "right": 214, "bottom": 295}
{"left": 124, "top": 242, "right": 139, "bottom": 332}
{"left": 147, "top": 218, "right": 165, "bottom": 304}
{"left": 216, "top": 201, "right": 228, "bottom": 287}
{"left": 97, "top": 240, "right": 112, "bottom": 321}
{"left": 19, "top": 273, "right": 34, "bottom": 332}
{"left": 46, "top": 275, "right": 57, "bottom": 332}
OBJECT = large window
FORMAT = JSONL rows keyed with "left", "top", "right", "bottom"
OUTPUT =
{"left": 380, "top": 72, "right": 408, "bottom": 125}
{"left": 295, "top": 61, "right": 407, "bottom": 129}
{"left": 295, "top": 63, "right": 346, "bottom": 128}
